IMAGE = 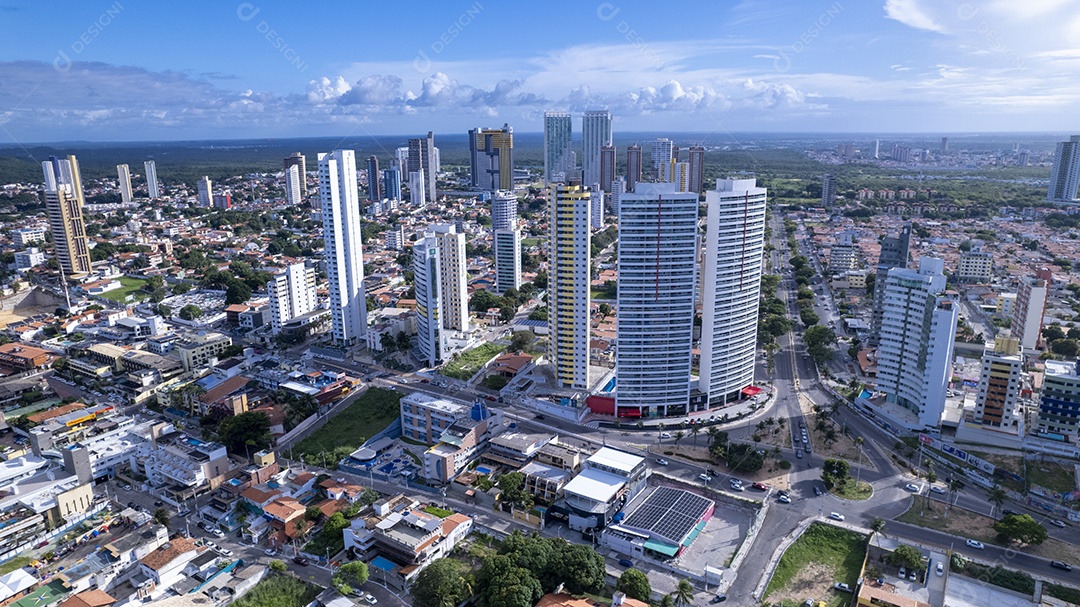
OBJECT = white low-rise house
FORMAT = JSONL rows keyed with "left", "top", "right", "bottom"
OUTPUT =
{"left": 557, "top": 447, "right": 647, "bottom": 532}
{"left": 138, "top": 536, "right": 206, "bottom": 592}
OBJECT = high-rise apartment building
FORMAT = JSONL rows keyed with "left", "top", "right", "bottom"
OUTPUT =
{"left": 873, "top": 139, "right": 880, "bottom": 159}
{"left": 284, "top": 165, "right": 302, "bottom": 206}
{"left": 973, "top": 335, "right": 1024, "bottom": 432}
{"left": 582, "top": 111, "right": 612, "bottom": 187}
{"left": 687, "top": 146, "right": 705, "bottom": 194}
{"left": 957, "top": 248, "right": 994, "bottom": 283}
{"left": 829, "top": 230, "right": 859, "bottom": 272}
{"left": 144, "top": 160, "right": 160, "bottom": 198}
{"left": 599, "top": 145, "right": 616, "bottom": 193}
{"left": 409, "top": 171, "right": 426, "bottom": 207}
{"left": 874, "top": 258, "right": 958, "bottom": 431}
{"left": 1011, "top": 268, "right": 1052, "bottom": 350}
{"left": 610, "top": 177, "right": 626, "bottom": 217}
{"left": 395, "top": 147, "right": 410, "bottom": 177}
{"left": 469, "top": 124, "right": 514, "bottom": 191}
{"left": 42, "top": 155, "right": 91, "bottom": 277}
{"left": 414, "top": 232, "right": 443, "bottom": 367}
{"left": 366, "top": 156, "right": 381, "bottom": 201}
{"left": 699, "top": 179, "right": 767, "bottom": 405}
{"left": 283, "top": 152, "right": 307, "bottom": 196}
{"left": 197, "top": 176, "right": 212, "bottom": 207}
{"left": 1036, "top": 359, "right": 1080, "bottom": 442}
{"left": 494, "top": 229, "right": 522, "bottom": 294}
{"left": 116, "top": 164, "right": 133, "bottom": 203}
{"left": 320, "top": 149, "right": 367, "bottom": 346}
{"left": 590, "top": 194, "right": 604, "bottom": 229}
{"left": 658, "top": 161, "right": 690, "bottom": 192}
{"left": 544, "top": 111, "right": 573, "bottom": 185}
{"left": 268, "top": 262, "right": 317, "bottom": 335}
{"left": 435, "top": 225, "right": 469, "bottom": 333}
{"left": 383, "top": 161, "right": 402, "bottom": 201}
{"left": 821, "top": 173, "right": 837, "bottom": 206}
{"left": 615, "top": 183, "right": 698, "bottom": 417}
{"left": 408, "top": 132, "right": 437, "bottom": 202}
{"left": 869, "top": 224, "right": 912, "bottom": 346}
{"left": 490, "top": 190, "right": 517, "bottom": 232}
{"left": 650, "top": 138, "right": 673, "bottom": 181}
{"left": 626, "top": 144, "right": 642, "bottom": 193}
{"left": 1047, "top": 135, "right": 1080, "bottom": 203}
{"left": 549, "top": 184, "right": 592, "bottom": 390}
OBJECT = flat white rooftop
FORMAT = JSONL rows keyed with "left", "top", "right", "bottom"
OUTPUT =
{"left": 563, "top": 467, "right": 627, "bottom": 504}
{"left": 587, "top": 447, "right": 644, "bottom": 475}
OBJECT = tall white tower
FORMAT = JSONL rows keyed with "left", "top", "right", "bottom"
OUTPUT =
{"left": 116, "top": 164, "right": 133, "bottom": 203}
{"left": 284, "top": 164, "right": 302, "bottom": 206}
{"left": 544, "top": 111, "right": 573, "bottom": 184}
{"left": 144, "top": 160, "right": 160, "bottom": 198}
{"left": 582, "top": 110, "right": 612, "bottom": 187}
{"left": 549, "top": 184, "right": 592, "bottom": 389}
{"left": 650, "top": 138, "right": 674, "bottom": 181}
{"left": 409, "top": 171, "right": 426, "bottom": 207}
{"left": 490, "top": 190, "right": 518, "bottom": 232}
{"left": 1047, "top": 135, "right": 1080, "bottom": 203}
{"left": 197, "top": 176, "right": 212, "bottom": 207}
{"left": 320, "top": 149, "right": 368, "bottom": 346}
{"left": 615, "top": 183, "right": 698, "bottom": 417}
{"left": 699, "top": 178, "right": 767, "bottom": 405}
{"left": 414, "top": 231, "right": 443, "bottom": 367}
{"left": 434, "top": 225, "right": 469, "bottom": 333}
{"left": 494, "top": 229, "right": 522, "bottom": 294}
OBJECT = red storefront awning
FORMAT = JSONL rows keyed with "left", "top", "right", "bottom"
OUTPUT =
{"left": 741, "top": 385, "right": 763, "bottom": 397}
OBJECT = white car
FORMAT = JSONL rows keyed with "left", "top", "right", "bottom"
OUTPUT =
{"left": 778, "top": 494, "right": 792, "bottom": 504}
{"left": 936, "top": 562, "right": 944, "bottom": 576}
{"left": 218, "top": 547, "right": 233, "bottom": 558}
{"left": 264, "top": 548, "right": 276, "bottom": 556}
{"left": 655, "top": 458, "right": 669, "bottom": 466}
{"left": 905, "top": 483, "right": 922, "bottom": 492}
{"left": 828, "top": 512, "right": 845, "bottom": 521}
{"left": 965, "top": 539, "right": 985, "bottom": 549}
{"left": 698, "top": 474, "right": 713, "bottom": 482}
{"left": 929, "top": 485, "right": 945, "bottom": 495}
{"left": 1051, "top": 519, "right": 1067, "bottom": 528}
{"left": 660, "top": 432, "right": 672, "bottom": 439}
{"left": 363, "top": 594, "right": 378, "bottom": 605}
{"left": 210, "top": 528, "right": 225, "bottom": 538}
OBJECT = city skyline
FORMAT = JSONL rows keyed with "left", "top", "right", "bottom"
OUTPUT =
{"left": 4, "top": 1, "right": 1080, "bottom": 142}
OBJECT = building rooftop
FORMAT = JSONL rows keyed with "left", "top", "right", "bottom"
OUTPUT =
{"left": 562, "top": 467, "right": 627, "bottom": 504}
{"left": 586, "top": 447, "right": 644, "bottom": 475}
{"left": 139, "top": 536, "right": 201, "bottom": 571}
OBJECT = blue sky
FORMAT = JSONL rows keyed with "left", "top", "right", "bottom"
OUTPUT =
{"left": 2, "top": 0, "right": 1079, "bottom": 142}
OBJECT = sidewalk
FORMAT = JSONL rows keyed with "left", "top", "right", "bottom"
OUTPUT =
{"left": 585, "top": 382, "right": 777, "bottom": 428}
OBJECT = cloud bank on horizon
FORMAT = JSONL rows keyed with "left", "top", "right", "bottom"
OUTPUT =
{"left": 2, "top": 0, "right": 1079, "bottom": 142}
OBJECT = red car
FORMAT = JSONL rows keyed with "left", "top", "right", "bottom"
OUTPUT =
{"left": 751, "top": 482, "right": 769, "bottom": 491}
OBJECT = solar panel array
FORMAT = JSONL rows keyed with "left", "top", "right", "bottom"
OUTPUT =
{"left": 622, "top": 487, "right": 713, "bottom": 544}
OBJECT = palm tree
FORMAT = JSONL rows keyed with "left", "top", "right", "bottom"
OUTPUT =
{"left": 657, "top": 422, "right": 666, "bottom": 442}
{"left": 923, "top": 465, "right": 938, "bottom": 515}
{"left": 674, "top": 430, "right": 685, "bottom": 447}
{"left": 871, "top": 517, "right": 886, "bottom": 533}
{"left": 988, "top": 485, "right": 1008, "bottom": 517}
{"left": 706, "top": 427, "right": 720, "bottom": 446}
{"left": 659, "top": 595, "right": 675, "bottom": 607}
{"left": 673, "top": 579, "right": 695, "bottom": 607}
{"left": 691, "top": 425, "right": 700, "bottom": 445}
{"left": 946, "top": 479, "right": 965, "bottom": 518}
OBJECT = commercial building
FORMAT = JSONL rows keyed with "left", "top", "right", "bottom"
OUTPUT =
{"left": 602, "top": 486, "right": 714, "bottom": 560}
{"left": 399, "top": 393, "right": 468, "bottom": 444}
{"left": 144, "top": 160, "right": 160, "bottom": 198}
{"left": 422, "top": 404, "right": 503, "bottom": 483}
{"left": 873, "top": 258, "right": 958, "bottom": 431}
{"left": 957, "top": 248, "right": 993, "bottom": 283}
{"left": 699, "top": 179, "right": 767, "bottom": 406}
{"left": 176, "top": 332, "right": 232, "bottom": 372}
{"left": 1047, "top": 135, "right": 1080, "bottom": 203}
{"left": 284, "top": 164, "right": 302, "bottom": 206}
{"left": 383, "top": 161, "right": 401, "bottom": 201}
{"left": 543, "top": 111, "right": 573, "bottom": 184}
{"left": 12, "top": 227, "right": 45, "bottom": 247}
{"left": 626, "top": 144, "right": 642, "bottom": 192}
{"left": 196, "top": 176, "right": 211, "bottom": 207}
{"left": 869, "top": 225, "right": 912, "bottom": 346}
{"left": 283, "top": 152, "right": 307, "bottom": 196}
{"left": 1036, "top": 359, "right": 1080, "bottom": 442}
{"left": 599, "top": 145, "right": 616, "bottom": 193}
{"left": 408, "top": 132, "right": 437, "bottom": 202}
{"left": 582, "top": 111, "right": 612, "bottom": 186}
{"left": 267, "top": 262, "right": 317, "bottom": 335}
{"left": 549, "top": 184, "right": 592, "bottom": 390}
{"left": 557, "top": 447, "right": 647, "bottom": 532}
{"left": 973, "top": 335, "right": 1024, "bottom": 432}
{"left": 320, "top": 149, "right": 368, "bottom": 346}
{"left": 494, "top": 229, "right": 522, "bottom": 294}
{"left": 490, "top": 190, "right": 517, "bottom": 232}
{"left": 1011, "top": 268, "right": 1051, "bottom": 351}
{"left": 687, "top": 146, "right": 705, "bottom": 194}
{"left": 829, "top": 230, "right": 859, "bottom": 273}
{"left": 0, "top": 342, "right": 51, "bottom": 371}
{"left": 469, "top": 124, "right": 514, "bottom": 191}
{"left": 615, "top": 183, "right": 698, "bottom": 417}
{"left": 116, "top": 164, "right": 133, "bottom": 203}
{"left": 42, "top": 155, "right": 92, "bottom": 277}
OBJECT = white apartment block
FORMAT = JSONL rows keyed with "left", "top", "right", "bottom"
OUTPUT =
{"left": 494, "top": 229, "right": 522, "bottom": 294}
{"left": 413, "top": 232, "right": 443, "bottom": 367}
{"left": 435, "top": 225, "right": 469, "bottom": 333}
{"left": 581, "top": 111, "right": 612, "bottom": 186}
{"left": 13, "top": 227, "right": 46, "bottom": 247}
{"left": 973, "top": 335, "right": 1024, "bottom": 433}
{"left": 320, "top": 149, "right": 368, "bottom": 346}
{"left": 268, "top": 262, "right": 317, "bottom": 334}
{"left": 957, "top": 249, "right": 993, "bottom": 283}
{"left": 284, "top": 164, "right": 302, "bottom": 205}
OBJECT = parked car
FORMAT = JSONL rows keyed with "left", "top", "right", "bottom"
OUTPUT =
{"left": 936, "top": 562, "right": 944, "bottom": 576}
{"left": 655, "top": 458, "right": 669, "bottom": 466}
{"left": 908, "top": 571, "right": 917, "bottom": 582}
{"left": 710, "top": 595, "right": 727, "bottom": 603}
{"left": 218, "top": 548, "right": 233, "bottom": 558}
{"left": 905, "top": 483, "right": 921, "bottom": 492}
{"left": 899, "top": 567, "right": 907, "bottom": 579}
{"left": 698, "top": 474, "right": 713, "bottom": 482}
{"left": 293, "top": 556, "right": 309, "bottom": 566}
{"left": 828, "top": 512, "right": 845, "bottom": 521}
{"left": 1051, "top": 561, "right": 1073, "bottom": 572}
{"left": 796, "top": 450, "right": 803, "bottom": 459}
{"left": 154, "top": 500, "right": 164, "bottom": 507}
{"left": 264, "top": 548, "right": 276, "bottom": 556}
{"left": 814, "top": 486, "right": 823, "bottom": 496}
{"left": 833, "top": 582, "right": 852, "bottom": 593}
{"left": 1002, "top": 509, "right": 1018, "bottom": 517}
{"left": 1051, "top": 519, "right": 1067, "bottom": 528}
{"left": 778, "top": 494, "right": 792, "bottom": 504}
{"left": 929, "top": 485, "right": 945, "bottom": 495}
{"left": 211, "top": 528, "right": 225, "bottom": 538}
{"left": 965, "top": 539, "right": 985, "bottom": 550}
{"left": 176, "top": 508, "right": 190, "bottom": 517}
{"left": 751, "top": 482, "right": 769, "bottom": 491}
{"left": 618, "top": 559, "right": 633, "bottom": 567}
{"left": 660, "top": 432, "right": 672, "bottom": 439}
{"left": 363, "top": 594, "right": 378, "bottom": 605}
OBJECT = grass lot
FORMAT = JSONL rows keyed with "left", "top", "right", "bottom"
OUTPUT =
{"left": 441, "top": 343, "right": 506, "bottom": 380}
{"left": 0, "top": 556, "right": 33, "bottom": 575}
{"left": 293, "top": 388, "right": 401, "bottom": 466}
{"left": 967, "top": 450, "right": 1076, "bottom": 494}
{"left": 590, "top": 289, "right": 616, "bottom": 301}
{"left": 302, "top": 526, "right": 344, "bottom": 559}
{"left": 522, "top": 237, "right": 542, "bottom": 247}
{"left": 100, "top": 276, "right": 149, "bottom": 302}
{"left": 830, "top": 479, "right": 873, "bottom": 501}
{"left": 764, "top": 523, "right": 868, "bottom": 607}
{"left": 1046, "top": 583, "right": 1080, "bottom": 604}
{"left": 232, "top": 574, "right": 320, "bottom": 607}
{"left": 423, "top": 505, "right": 453, "bottom": 518}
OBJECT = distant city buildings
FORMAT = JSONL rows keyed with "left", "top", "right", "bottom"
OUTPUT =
{"left": 625, "top": 144, "right": 642, "bottom": 192}
{"left": 873, "top": 257, "right": 958, "bottom": 431}
{"left": 957, "top": 247, "right": 993, "bottom": 283}
{"left": 1046, "top": 135, "right": 1080, "bottom": 203}
{"left": 699, "top": 178, "right": 767, "bottom": 406}
{"left": 549, "top": 184, "right": 592, "bottom": 390}
{"left": 469, "top": 124, "right": 514, "bottom": 191}
{"left": 821, "top": 173, "right": 837, "bottom": 206}
{"left": 599, "top": 145, "right": 616, "bottom": 194}
{"left": 615, "top": 183, "right": 698, "bottom": 417}
{"left": 408, "top": 132, "right": 437, "bottom": 202}
{"left": 649, "top": 138, "right": 673, "bottom": 181}
{"left": 320, "top": 149, "right": 368, "bottom": 346}
{"left": 42, "top": 155, "right": 91, "bottom": 277}
{"left": 543, "top": 111, "right": 573, "bottom": 185}
{"left": 116, "top": 164, "right": 133, "bottom": 203}
{"left": 581, "top": 111, "right": 612, "bottom": 187}
{"left": 383, "top": 161, "right": 402, "bottom": 201}
{"left": 687, "top": 146, "right": 705, "bottom": 194}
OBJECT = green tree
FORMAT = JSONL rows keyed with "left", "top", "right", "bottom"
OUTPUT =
{"left": 821, "top": 458, "right": 850, "bottom": 489}
{"left": 172, "top": 281, "right": 192, "bottom": 295}
{"left": 268, "top": 559, "right": 287, "bottom": 573}
{"left": 528, "top": 307, "right": 548, "bottom": 321}
{"left": 988, "top": 485, "right": 1008, "bottom": 514}
{"left": 532, "top": 270, "right": 547, "bottom": 290}
{"left": 598, "top": 303, "right": 612, "bottom": 316}
{"left": 217, "top": 412, "right": 272, "bottom": 456}
{"left": 871, "top": 517, "right": 886, "bottom": 533}
{"left": 889, "top": 544, "right": 924, "bottom": 570}
{"left": 337, "top": 561, "right": 368, "bottom": 587}
{"left": 558, "top": 543, "right": 606, "bottom": 595}
{"left": 804, "top": 324, "right": 838, "bottom": 364}
{"left": 725, "top": 443, "right": 765, "bottom": 473}
{"left": 1051, "top": 339, "right": 1079, "bottom": 358}
{"left": 179, "top": 304, "right": 203, "bottom": 321}
{"left": 153, "top": 508, "right": 171, "bottom": 527}
{"left": 509, "top": 330, "right": 535, "bottom": 353}
{"left": 672, "top": 579, "right": 695, "bottom": 607}
{"left": 616, "top": 569, "right": 652, "bottom": 602}
{"left": 994, "top": 514, "right": 1048, "bottom": 545}
{"left": 411, "top": 558, "right": 469, "bottom": 607}
{"left": 498, "top": 472, "right": 534, "bottom": 510}
{"left": 476, "top": 555, "right": 543, "bottom": 607}
{"left": 226, "top": 280, "right": 253, "bottom": 305}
